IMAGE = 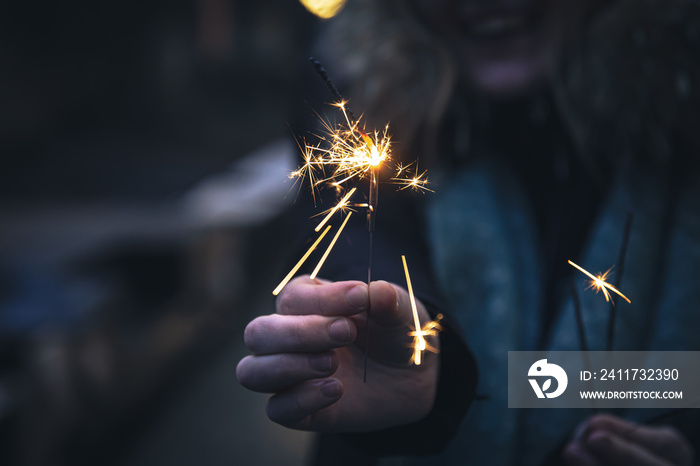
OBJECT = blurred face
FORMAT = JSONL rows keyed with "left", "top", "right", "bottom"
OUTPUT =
{"left": 414, "top": 0, "right": 602, "bottom": 98}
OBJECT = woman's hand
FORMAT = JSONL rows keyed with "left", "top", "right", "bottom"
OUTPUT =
{"left": 236, "top": 276, "right": 439, "bottom": 433}
{"left": 564, "top": 414, "right": 694, "bottom": 466}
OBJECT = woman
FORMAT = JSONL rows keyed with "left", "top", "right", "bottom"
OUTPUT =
{"left": 237, "top": 0, "right": 700, "bottom": 464}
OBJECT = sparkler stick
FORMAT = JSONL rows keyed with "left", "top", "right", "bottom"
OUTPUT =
{"left": 607, "top": 212, "right": 634, "bottom": 351}
{"left": 275, "top": 58, "right": 436, "bottom": 382}
{"left": 310, "top": 57, "right": 382, "bottom": 382}
{"left": 364, "top": 168, "right": 377, "bottom": 381}
{"left": 567, "top": 260, "right": 631, "bottom": 304}
{"left": 569, "top": 277, "right": 589, "bottom": 353}
{"left": 298, "top": 58, "right": 431, "bottom": 379}
{"left": 310, "top": 212, "right": 353, "bottom": 279}
{"left": 570, "top": 276, "right": 598, "bottom": 411}
{"left": 272, "top": 225, "right": 332, "bottom": 296}
{"left": 310, "top": 58, "right": 358, "bottom": 123}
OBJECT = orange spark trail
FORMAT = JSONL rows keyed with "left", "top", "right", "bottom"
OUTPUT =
{"left": 568, "top": 260, "right": 631, "bottom": 304}
{"left": 310, "top": 212, "right": 353, "bottom": 279}
{"left": 314, "top": 188, "right": 356, "bottom": 232}
{"left": 273, "top": 225, "right": 332, "bottom": 296}
{"left": 402, "top": 255, "right": 427, "bottom": 365}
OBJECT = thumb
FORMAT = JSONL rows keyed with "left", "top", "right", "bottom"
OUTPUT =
{"left": 356, "top": 280, "right": 437, "bottom": 366}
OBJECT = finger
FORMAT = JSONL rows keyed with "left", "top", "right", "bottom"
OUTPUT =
{"left": 584, "top": 414, "right": 692, "bottom": 465}
{"left": 267, "top": 378, "right": 342, "bottom": 430}
{"left": 276, "top": 276, "right": 368, "bottom": 316}
{"left": 563, "top": 441, "right": 603, "bottom": 466}
{"left": 236, "top": 352, "right": 338, "bottom": 393}
{"left": 585, "top": 430, "right": 672, "bottom": 466}
{"left": 365, "top": 280, "right": 432, "bottom": 328}
{"left": 244, "top": 314, "right": 355, "bottom": 355}
{"left": 354, "top": 281, "right": 438, "bottom": 365}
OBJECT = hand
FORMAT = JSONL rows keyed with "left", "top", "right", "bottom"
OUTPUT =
{"left": 236, "top": 276, "right": 439, "bottom": 433}
{"left": 564, "top": 414, "right": 694, "bottom": 466}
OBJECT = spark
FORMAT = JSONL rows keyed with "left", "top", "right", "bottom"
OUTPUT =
{"left": 408, "top": 314, "right": 443, "bottom": 364}
{"left": 568, "top": 260, "right": 631, "bottom": 304}
{"left": 401, "top": 256, "right": 442, "bottom": 365}
{"left": 395, "top": 162, "right": 409, "bottom": 177}
{"left": 396, "top": 172, "right": 433, "bottom": 193}
{"left": 310, "top": 212, "right": 353, "bottom": 279}
{"left": 391, "top": 161, "right": 433, "bottom": 193}
{"left": 290, "top": 140, "right": 325, "bottom": 205}
{"left": 314, "top": 187, "right": 356, "bottom": 232}
{"left": 289, "top": 102, "right": 391, "bottom": 194}
{"left": 273, "top": 225, "right": 332, "bottom": 296}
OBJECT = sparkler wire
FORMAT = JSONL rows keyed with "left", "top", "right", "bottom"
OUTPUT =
{"left": 570, "top": 276, "right": 598, "bottom": 411}
{"left": 364, "top": 230, "right": 372, "bottom": 383}
{"left": 607, "top": 213, "right": 634, "bottom": 351}
{"left": 363, "top": 169, "right": 378, "bottom": 381}
{"left": 569, "top": 277, "right": 589, "bottom": 353}
{"left": 310, "top": 58, "right": 358, "bottom": 123}
{"left": 310, "top": 57, "right": 380, "bottom": 382}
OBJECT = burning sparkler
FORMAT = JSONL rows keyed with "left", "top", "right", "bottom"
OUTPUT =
{"left": 568, "top": 260, "right": 631, "bottom": 304}
{"left": 308, "top": 90, "right": 390, "bottom": 383}
{"left": 272, "top": 59, "right": 433, "bottom": 382}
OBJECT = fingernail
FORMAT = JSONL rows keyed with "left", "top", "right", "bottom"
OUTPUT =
{"left": 346, "top": 285, "right": 368, "bottom": 310}
{"left": 329, "top": 319, "right": 352, "bottom": 343}
{"left": 320, "top": 379, "right": 340, "bottom": 398}
{"left": 309, "top": 353, "right": 333, "bottom": 372}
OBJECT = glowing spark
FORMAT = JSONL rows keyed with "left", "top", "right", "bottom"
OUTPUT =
{"left": 273, "top": 225, "right": 332, "bottom": 296}
{"left": 298, "top": 0, "right": 347, "bottom": 19}
{"left": 290, "top": 141, "right": 325, "bottom": 205}
{"left": 568, "top": 260, "right": 631, "bottom": 304}
{"left": 402, "top": 255, "right": 428, "bottom": 365}
{"left": 301, "top": 104, "right": 391, "bottom": 191}
{"left": 310, "top": 212, "right": 353, "bottom": 279}
{"left": 408, "top": 313, "right": 443, "bottom": 364}
{"left": 314, "top": 187, "right": 356, "bottom": 232}
{"left": 391, "top": 162, "right": 433, "bottom": 193}
{"left": 392, "top": 170, "right": 433, "bottom": 193}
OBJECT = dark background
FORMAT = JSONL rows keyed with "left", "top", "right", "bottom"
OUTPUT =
{"left": 0, "top": 1, "right": 321, "bottom": 464}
